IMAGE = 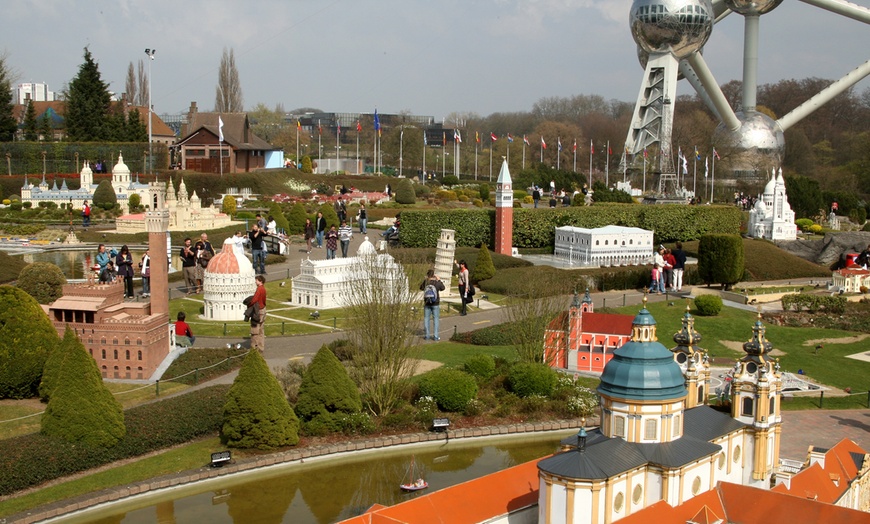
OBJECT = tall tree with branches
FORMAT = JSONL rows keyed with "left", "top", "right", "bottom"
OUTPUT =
{"left": 65, "top": 47, "right": 112, "bottom": 141}
{"left": 503, "top": 281, "right": 567, "bottom": 364}
{"left": 23, "top": 100, "right": 38, "bottom": 141}
{"left": 343, "top": 251, "right": 425, "bottom": 415}
{"left": 0, "top": 53, "right": 17, "bottom": 142}
{"left": 137, "top": 59, "right": 148, "bottom": 107}
{"left": 125, "top": 62, "right": 137, "bottom": 106}
{"left": 215, "top": 47, "right": 243, "bottom": 112}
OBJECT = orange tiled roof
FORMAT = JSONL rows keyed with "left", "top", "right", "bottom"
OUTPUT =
{"left": 336, "top": 459, "right": 541, "bottom": 524}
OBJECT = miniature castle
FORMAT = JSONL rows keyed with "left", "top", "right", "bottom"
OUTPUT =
{"left": 554, "top": 225, "right": 654, "bottom": 267}
{"left": 115, "top": 177, "right": 235, "bottom": 233}
{"left": 748, "top": 167, "right": 797, "bottom": 241}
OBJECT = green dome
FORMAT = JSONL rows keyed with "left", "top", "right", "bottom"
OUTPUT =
{"left": 597, "top": 307, "right": 687, "bottom": 401}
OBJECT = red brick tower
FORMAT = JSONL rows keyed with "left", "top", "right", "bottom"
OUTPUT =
{"left": 146, "top": 182, "right": 170, "bottom": 318}
{"left": 494, "top": 158, "right": 513, "bottom": 256}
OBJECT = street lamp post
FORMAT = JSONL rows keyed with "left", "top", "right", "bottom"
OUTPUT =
{"left": 144, "top": 48, "right": 156, "bottom": 174}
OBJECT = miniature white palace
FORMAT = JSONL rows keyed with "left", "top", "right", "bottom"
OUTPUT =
{"left": 748, "top": 168, "right": 797, "bottom": 241}
{"left": 554, "top": 225, "right": 654, "bottom": 267}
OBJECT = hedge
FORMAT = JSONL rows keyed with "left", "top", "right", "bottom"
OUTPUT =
{"left": 417, "top": 368, "right": 478, "bottom": 412}
{"left": 0, "top": 385, "right": 230, "bottom": 496}
{"left": 697, "top": 234, "right": 745, "bottom": 289}
{"left": 399, "top": 205, "right": 742, "bottom": 248}
{"left": 781, "top": 293, "right": 847, "bottom": 314}
{"left": 507, "top": 362, "right": 558, "bottom": 398}
{"left": 693, "top": 294, "right": 723, "bottom": 316}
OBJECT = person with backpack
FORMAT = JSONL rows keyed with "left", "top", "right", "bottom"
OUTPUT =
{"left": 82, "top": 201, "right": 91, "bottom": 228}
{"left": 420, "top": 269, "right": 445, "bottom": 340}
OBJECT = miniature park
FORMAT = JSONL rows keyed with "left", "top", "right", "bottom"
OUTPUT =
{"left": 4, "top": 0, "right": 870, "bottom": 519}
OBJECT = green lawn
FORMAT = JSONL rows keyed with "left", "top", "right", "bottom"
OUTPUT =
{"left": 608, "top": 300, "right": 870, "bottom": 392}
{"left": 0, "top": 437, "right": 228, "bottom": 519}
{"left": 418, "top": 343, "right": 518, "bottom": 368}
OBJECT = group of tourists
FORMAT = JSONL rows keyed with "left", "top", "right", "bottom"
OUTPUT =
{"left": 95, "top": 243, "right": 151, "bottom": 299}
{"left": 419, "top": 259, "right": 475, "bottom": 341}
{"left": 179, "top": 233, "right": 216, "bottom": 294}
{"left": 648, "top": 242, "right": 687, "bottom": 294}
{"left": 302, "top": 205, "right": 368, "bottom": 258}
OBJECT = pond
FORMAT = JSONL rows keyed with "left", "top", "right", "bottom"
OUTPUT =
{"left": 52, "top": 432, "right": 567, "bottom": 524}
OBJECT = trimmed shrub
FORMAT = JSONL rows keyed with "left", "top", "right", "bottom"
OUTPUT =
{"left": 301, "top": 156, "right": 313, "bottom": 173}
{"left": 697, "top": 234, "right": 744, "bottom": 290}
{"left": 471, "top": 244, "right": 495, "bottom": 283}
{"left": 38, "top": 325, "right": 78, "bottom": 401}
{"left": 295, "top": 345, "right": 362, "bottom": 421}
{"left": 17, "top": 262, "right": 67, "bottom": 304}
{"left": 0, "top": 286, "right": 58, "bottom": 399}
{"left": 436, "top": 189, "right": 458, "bottom": 201}
{"left": 222, "top": 350, "right": 299, "bottom": 449}
{"left": 795, "top": 218, "right": 814, "bottom": 231}
{"left": 92, "top": 180, "right": 117, "bottom": 210}
{"left": 394, "top": 179, "right": 416, "bottom": 204}
{"left": 268, "top": 201, "right": 290, "bottom": 232}
{"left": 10, "top": 201, "right": 21, "bottom": 211}
{"left": 128, "top": 193, "right": 141, "bottom": 210}
{"left": 222, "top": 194, "right": 237, "bottom": 216}
{"left": 442, "top": 175, "right": 460, "bottom": 186}
{"left": 417, "top": 368, "right": 478, "bottom": 412}
{"left": 0, "top": 385, "right": 229, "bottom": 497}
{"left": 694, "top": 294, "right": 723, "bottom": 316}
{"left": 479, "top": 184, "right": 490, "bottom": 201}
{"left": 285, "top": 202, "right": 308, "bottom": 234}
{"left": 41, "top": 326, "right": 126, "bottom": 448}
{"left": 507, "top": 362, "right": 558, "bottom": 398}
{"left": 463, "top": 354, "right": 496, "bottom": 382}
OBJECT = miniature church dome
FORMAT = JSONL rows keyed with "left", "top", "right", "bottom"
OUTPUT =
{"left": 202, "top": 238, "right": 256, "bottom": 321}
{"left": 357, "top": 236, "right": 376, "bottom": 256}
{"left": 598, "top": 303, "right": 687, "bottom": 401}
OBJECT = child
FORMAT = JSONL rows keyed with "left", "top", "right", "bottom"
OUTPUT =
{"left": 175, "top": 312, "right": 195, "bottom": 347}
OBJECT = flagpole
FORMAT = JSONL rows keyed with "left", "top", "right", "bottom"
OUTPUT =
{"left": 422, "top": 134, "right": 426, "bottom": 180}
{"left": 507, "top": 140, "right": 510, "bottom": 165}
{"left": 489, "top": 146, "right": 493, "bottom": 182}
{"left": 693, "top": 154, "right": 697, "bottom": 197}
{"left": 219, "top": 114, "right": 223, "bottom": 178}
{"left": 556, "top": 138, "right": 560, "bottom": 170}
{"left": 474, "top": 138, "right": 478, "bottom": 180}
{"left": 295, "top": 122, "right": 299, "bottom": 170}
{"left": 711, "top": 150, "right": 716, "bottom": 204}
{"left": 356, "top": 127, "right": 360, "bottom": 174}
{"left": 540, "top": 138, "right": 543, "bottom": 163}
{"left": 588, "top": 140, "right": 593, "bottom": 186}
{"left": 704, "top": 157, "right": 709, "bottom": 202}
{"left": 335, "top": 123, "right": 340, "bottom": 173}
{"left": 643, "top": 153, "right": 647, "bottom": 193}
{"left": 573, "top": 142, "right": 577, "bottom": 173}
{"left": 522, "top": 139, "right": 526, "bottom": 170}
{"left": 605, "top": 140, "right": 610, "bottom": 187}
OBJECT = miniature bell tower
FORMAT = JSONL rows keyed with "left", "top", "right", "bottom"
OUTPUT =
{"left": 146, "top": 181, "right": 170, "bottom": 318}
{"left": 671, "top": 306, "right": 710, "bottom": 408}
{"left": 494, "top": 157, "right": 513, "bottom": 256}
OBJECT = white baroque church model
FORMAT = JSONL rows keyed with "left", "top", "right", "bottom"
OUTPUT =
{"left": 748, "top": 168, "right": 797, "bottom": 241}
{"left": 202, "top": 238, "right": 256, "bottom": 321}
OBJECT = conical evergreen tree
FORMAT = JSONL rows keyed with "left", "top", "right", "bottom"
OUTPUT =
{"left": 39, "top": 326, "right": 78, "bottom": 401}
{"left": 23, "top": 100, "right": 38, "bottom": 141}
{"left": 284, "top": 202, "right": 308, "bottom": 234}
{"left": 126, "top": 108, "right": 148, "bottom": 142}
{"left": 0, "top": 286, "right": 58, "bottom": 399}
{"left": 41, "top": 326, "right": 126, "bottom": 448}
{"left": 268, "top": 201, "right": 290, "bottom": 232}
{"left": 65, "top": 47, "right": 112, "bottom": 141}
{"left": 295, "top": 345, "right": 362, "bottom": 421}
{"left": 0, "top": 55, "right": 17, "bottom": 142}
{"left": 38, "top": 112, "right": 53, "bottom": 142}
{"left": 221, "top": 350, "right": 299, "bottom": 449}
{"left": 471, "top": 243, "right": 496, "bottom": 283}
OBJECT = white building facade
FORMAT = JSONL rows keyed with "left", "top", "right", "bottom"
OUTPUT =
{"left": 748, "top": 168, "right": 798, "bottom": 241}
{"left": 554, "top": 225, "right": 654, "bottom": 267}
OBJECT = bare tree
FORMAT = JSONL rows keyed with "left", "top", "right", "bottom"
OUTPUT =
{"left": 502, "top": 282, "right": 567, "bottom": 364}
{"left": 343, "top": 251, "right": 426, "bottom": 415}
{"left": 125, "top": 62, "right": 137, "bottom": 107}
{"left": 137, "top": 59, "right": 148, "bottom": 107}
{"left": 215, "top": 47, "right": 243, "bottom": 112}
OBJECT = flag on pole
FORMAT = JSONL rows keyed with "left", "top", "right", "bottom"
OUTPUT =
{"left": 507, "top": 133, "right": 514, "bottom": 143}
{"left": 423, "top": 132, "right": 428, "bottom": 146}
{"left": 373, "top": 110, "right": 380, "bottom": 136}
{"left": 296, "top": 120, "right": 301, "bottom": 130}
{"left": 589, "top": 140, "right": 594, "bottom": 155}
{"left": 490, "top": 132, "right": 498, "bottom": 142}
{"left": 443, "top": 132, "right": 446, "bottom": 146}
{"left": 572, "top": 140, "right": 577, "bottom": 152}
{"left": 541, "top": 136, "right": 547, "bottom": 149}
{"left": 318, "top": 120, "right": 322, "bottom": 136}
{"left": 557, "top": 138, "right": 562, "bottom": 152}
{"left": 713, "top": 147, "right": 720, "bottom": 160}
{"left": 694, "top": 146, "right": 700, "bottom": 160}
{"left": 523, "top": 135, "right": 530, "bottom": 146}
{"left": 705, "top": 157, "right": 709, "bottom": 177}
{"left": 356, "top": 120, "right": 361, "bottom": 132}
{"left": 454, "top": 129, "right": 462, "bottom": 143}
{"left": 218, "top": 116, "right": 224, "bottom": 142}
{"left": 337, "top": 122, "right": 341, "bottom": 136}
{"left": 608, "top": 145, "right": 612, "bottom": 155}
{"left": 643, "top": 148, "right": 648, "bottom": 158}
{"left": 680, "top": 150, "right": 688, "bottom": 175}
{"left": 475, "top": 131, "right": 480, "bottom": 144}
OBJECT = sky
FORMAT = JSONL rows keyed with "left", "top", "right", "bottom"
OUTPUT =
{"left": 5, "top": 0, "right": 870, "bottom": 121}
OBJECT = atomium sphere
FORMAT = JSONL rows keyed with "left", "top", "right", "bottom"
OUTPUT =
{"left": 723, "top": 0, "right": 784, "bottom": 16}
{"left": 631, "top": 0, "right": 715, "bottom": 60}
{"left": 714, "top": 112, "right": 785, "bottom": 175}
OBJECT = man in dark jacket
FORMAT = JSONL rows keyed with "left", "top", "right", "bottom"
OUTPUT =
{"left": 315, "top": 211, "right": 327, "bottom": 248}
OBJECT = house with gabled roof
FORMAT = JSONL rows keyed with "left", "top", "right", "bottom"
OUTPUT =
{"left": 175, "top": 102, "right": 283, "bottom": 173}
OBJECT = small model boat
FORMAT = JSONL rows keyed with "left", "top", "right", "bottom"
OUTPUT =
{"left": 399, "top": 456, "right": 428, "bottom": 492}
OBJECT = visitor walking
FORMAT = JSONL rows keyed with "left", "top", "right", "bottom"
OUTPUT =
{"left": 420, "top": 269, "right": 445, "bottom": 340}
{"left": 249, "top": 224, "right": 267, "bottom": 275}
{"left": 140, "top": 249, "right": 151, "bottom": 297}
{"left": 303, "top": 218, "right": 315, "bottom": 253}
{"left": 250, "top": 275, "right": 267, "bottom": 352}
{"left": 180, "top": 238, "right": 197, "bottom": 294}
{"left": 82, "top": 200, "right": 91, "bottom": 228}
{"left": 96, "top": 244, "right": 117, "bottom": 272}
{"left": 338, "top": 220, "right": 353, "bottom": 257}
{"left": 325, "top": 225, "right": 339, "bottom": 260}
{"left": 116, "top": 245, "right": 135, "bottom": 299}
{"left": 456, "top": 259, "right": 470, "bottom": 315}
{"left": 315, "top": 211, "right": 326, "bottom": 248}
{"left": 672, "top": 241, "right": 687, "bottom": 292}
{"left": 662, "top": 248, "right": 675, "bottom": 292}
{"left": 357, "top": 203, "right": 367, "bottom": 233}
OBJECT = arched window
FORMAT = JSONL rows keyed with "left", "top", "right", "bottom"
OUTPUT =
{"left": 741, "top": 397, "right": 754, "bottom": 416}
{"left": 125, "top": 350, "right": 130, "bottom": 360}
{"left": 137, "top": 350, "right": 142, "bottom": 361}
{"left": 101, "top": 349, "right": 106, "bottom": 359}
{"left": 113, "top": 349, "right": 118, "bottom": 360}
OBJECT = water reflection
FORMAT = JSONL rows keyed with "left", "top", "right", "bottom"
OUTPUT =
{"left": 68, "top": 434, "right": 564, "bottom": 524}
{"left": 16, "top": 249, "right": 183, "bottom": 280}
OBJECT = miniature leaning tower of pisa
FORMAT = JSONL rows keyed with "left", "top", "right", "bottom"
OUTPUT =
{"left": 434, "top": 229, "right": 456, "bottom": 296}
